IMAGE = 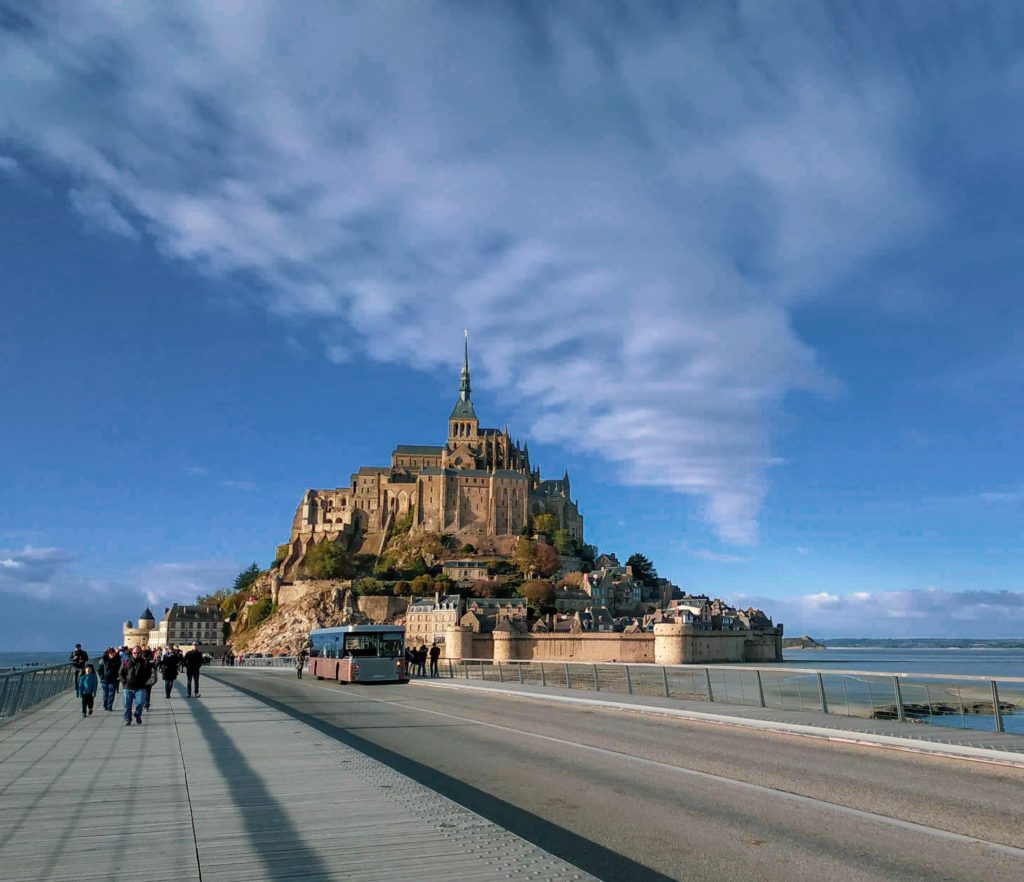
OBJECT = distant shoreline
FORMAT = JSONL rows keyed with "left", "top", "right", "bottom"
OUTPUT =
{"left": 803, "top": 640, "right": 1024, "bottom": 650}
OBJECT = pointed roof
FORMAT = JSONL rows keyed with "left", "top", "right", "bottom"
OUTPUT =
{"left": 140, "top": 607, "right": 154, "bottom": 621}
{"left": 450, "top": 330, "right": 478, "bottom": 420}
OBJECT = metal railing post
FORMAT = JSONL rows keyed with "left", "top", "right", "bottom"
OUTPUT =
{"left": 625, "top": 665, "right": 633, "bottom": 695}
{"left": 817, "top": 672, "right": 829, "bottom": 714}
{"left": 662, "top": 666, "right": 670, "bottom": 698}
{"left": 497, "top": 661, "right": 504, "bottom": 682}
{"left": 991, "top": 681, "right": 1005, "bottom": 733}
{"left": 564, "top": 663, "right": 571, "bottom": 689}
{"left": 705, "top": 668, "right": 714, "bottom": 702}
{"left": 755, "top": 670, "right": 766, "bottom": 708}
{"left": 447, "top": 658, "right": 453, "bottom": 678}
{"left": 593, "top": 664, "right": 600, "bottom": 691}
{"left": 893, "top": 676, "right": 906, "bottom": 723}
{"left": 540, "top": 663, "right": 546, "bottom": 687}
{"left": 517, "top": 662, "right": 524, "bottom": 684}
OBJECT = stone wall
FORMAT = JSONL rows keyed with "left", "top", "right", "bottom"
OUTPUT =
{"left": 445, "top": 625, "right": 783, "bottom": 664}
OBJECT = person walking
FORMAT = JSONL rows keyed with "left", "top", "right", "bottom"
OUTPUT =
{"left": 79, "top": 664, "right": 98, "bottom": 717}
{"left": 429, "top": 642, "right": 441, "bottom": 677}
{"left": 296, "top": 650, "right": 307, "bottom": 680}
{"left": 144, "top": 649, "right": 157, "bottom": 710}
{"left": 70, "top": 644, "right": 89, "bottom": 697}
{"left": 417, "top": 644, "right": 428, "bottom": 677}
{"left": 120, "top": 646, "right": 152, "bottom": 726}
{"left": 183, "top": 642, "right": 204, "bottom": 697}
{"left": 159, "top": 648, "right": 181, "bottom": 698}
{"left": 98, "top": 648, "right": 121, "bottom": 711}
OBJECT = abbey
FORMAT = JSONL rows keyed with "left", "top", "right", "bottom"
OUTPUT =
{"left": 280, "top": 338, "right": 583, "bottom": 572}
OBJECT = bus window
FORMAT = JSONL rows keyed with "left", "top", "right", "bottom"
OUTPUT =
{"left": 343, "top": 634, "right": 378, "bottom": 657}
{"left": 379, "top": 633, "right": 404, "bottom": 658}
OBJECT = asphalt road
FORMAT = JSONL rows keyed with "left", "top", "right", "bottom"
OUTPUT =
{"left": 210, "top": 669, "right": 1024, "bottom": 882}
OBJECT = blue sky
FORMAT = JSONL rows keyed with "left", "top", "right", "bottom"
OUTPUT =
{"left": 1, "top": 2, "right": 1023, "bottom": 649}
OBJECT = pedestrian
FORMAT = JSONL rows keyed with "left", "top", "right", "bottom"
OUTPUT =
{"left": 98, "top": 648, "right": 121, "bottom": 711}
{"left": 70, "top": 643, "right": 89, "bottom": 696}
{"left": 429, "top": 642, "right": 441, "bottom": 677}
{"left": 183, "top": 642, "right": 204, "bottom": 697}
{"left": 79, "top": 664, "right": 98, "bottom": 717}
{"left": 120, "top": 646, "right": 152, "bottom": 726}
{"left": 417, "top": 644, "right": 428, "bottom": 677}
{"left": 296, "top": 650, "right": 307, "bottom": 680}
{"left": 144, "top": 648, "right": 157, "bottom": 710}
{"left": 405, "top": 646, "right": 416, "bottom": 676}
{"left": 159, "top": 647, "right": 181, "bottom": 699}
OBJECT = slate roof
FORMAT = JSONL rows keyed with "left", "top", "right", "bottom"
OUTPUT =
{"left": 394, "top": 445, "right": 444, "bottom": 456}
{"left": 449, "top": 399, "right": 478, "bottom": 420}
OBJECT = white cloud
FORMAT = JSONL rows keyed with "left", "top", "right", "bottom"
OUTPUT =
{"left": 0, "top": 154, "right": 21, "bottom": 176}
{"left": 734, "top": 587, "right": 1024, "bottom": 638}
{"left": 0, "top": 3, "right": 953, "bottom": 543}
{"left": 0, "top": 546, "right": 77, "bottom": 597}
{"left": 686, "top": 548, "right": 748, "bottom": 564}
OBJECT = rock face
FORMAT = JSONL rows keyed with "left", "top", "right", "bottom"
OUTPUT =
{"left": 240, "top": 586, "right": 366, "bottom": 655}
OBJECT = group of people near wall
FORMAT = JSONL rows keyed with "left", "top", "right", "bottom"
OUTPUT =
{"left": 404, "top": 642, "right": 442, "bottom": 677}
{"left": 69, "top": 642, "right": 207, "bottom": 725}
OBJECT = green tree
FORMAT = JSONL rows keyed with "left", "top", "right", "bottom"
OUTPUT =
{"left": 393, "top": 580, "right": 412, "bottom": 597}
{"left": 533, "top": 513, "right": 559, "bottom": 537}
{"left": 577, "top": 544, "right": 596, "bottom": 563}
{"left": 534, "top": 541, "right": 561, "bottom": 577}
{"left": 410, "top": 574, "right": 435, "bottom": 596}
{"left": 247, "top": 596, "right": 274, "bottom": 627}
{"left": 352, "top": 577, "right": 389, "bottom": 595}
{"left": 513, "top": 537, "right": 538, "bottom": 577}
{"left": 233, "top": 563, "right": 262, "bottom": 594}
{"left": 302, "top": 541, "right": 355, "bottom": 580}
{"left": 553, "top": 529, "right": 576, "bottom": 555}
{"left": 626, "top": 553, "right": 657, "bottom": 585}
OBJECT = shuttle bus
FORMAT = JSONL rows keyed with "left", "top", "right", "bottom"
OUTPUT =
{"left": 307, "top": 625, "right": 407, "bottom": 684}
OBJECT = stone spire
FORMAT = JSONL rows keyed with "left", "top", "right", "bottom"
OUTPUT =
{"left": 460, "top": 328, "right": 471, "bottom": 402}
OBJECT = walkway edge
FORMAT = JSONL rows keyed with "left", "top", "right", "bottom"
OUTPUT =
{"left": 410, "top": 679, "right": 1024, "bottom": 769}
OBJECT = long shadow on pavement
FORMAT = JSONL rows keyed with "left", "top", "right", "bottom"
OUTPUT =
{"left": 211, "top": 672, "right": 676, "bottom": 882}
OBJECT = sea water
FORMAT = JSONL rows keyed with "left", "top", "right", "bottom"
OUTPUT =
{"left": 0, "top": 651, "right": 74, "bottom": 671}
{"left": 782, "top": 647, "right": 1024, "bottom": 678}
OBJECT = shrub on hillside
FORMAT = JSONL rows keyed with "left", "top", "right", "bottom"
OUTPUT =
{"left": 302, "top": 541, "right": 355, "bottom": 580}
{"left": 248, "top": 597, "right": 274, "bottom": 628}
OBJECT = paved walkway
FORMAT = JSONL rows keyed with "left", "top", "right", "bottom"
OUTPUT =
{"left": 0, "top": 680, "right": 596, "bottom": 882}
{"left": 412, "top": 677, "right": 1024, "bottom": 766}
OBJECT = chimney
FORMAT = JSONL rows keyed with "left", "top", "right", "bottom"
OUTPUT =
{"left": 434, "top": 590, "right": 440, "bottom": 607}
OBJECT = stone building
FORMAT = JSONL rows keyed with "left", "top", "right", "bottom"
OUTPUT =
{"left": 122, "top": 604, "right": 226, "bottom": 650}
{"left": 278, "top": 337, "right": 584, "bottom": 577}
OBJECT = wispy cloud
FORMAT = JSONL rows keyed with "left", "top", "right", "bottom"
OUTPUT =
{"left": 686, "top": 548, "right": 748, "bottom": 564}
{"left": 220, "top": 479, "right": 256, "bottom": 491}
{"left": 734, "top": 587, "right": 1024, "bottom": 639}
{"left": 0, "top": 154, "right": 21, "bottom": 177}
{"left": 0, "top": 3, "right": 970, "bottom": 543}
{"left": 0, "top": 546, "right": 76, "bottom": 598}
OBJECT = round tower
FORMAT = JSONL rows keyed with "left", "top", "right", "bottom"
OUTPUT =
{"left": 138, "top": 607, "right": 156, "bottom": 631}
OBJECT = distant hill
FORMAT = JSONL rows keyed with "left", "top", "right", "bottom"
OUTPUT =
{"left": 782, "top": 635, "right": 827, "bottom": 650}
{"left": 822, "top": 638, "right": 1024, "bottom": 649}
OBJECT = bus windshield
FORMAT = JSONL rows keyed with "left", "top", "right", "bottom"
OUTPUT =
{"left": 341, "top": 632, "right": 405, "bottom": 659}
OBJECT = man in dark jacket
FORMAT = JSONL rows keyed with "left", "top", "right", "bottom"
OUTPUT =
{"left": 159, "top": 649, "right": 181, "bottom": 699}
{"left": 120, "top": 646, "right": 152, "bottom": 726}
{"left": 70, "top": 644, "right": 89, "bottom": 696}
{"left": 429, "top": 642, "right": 441, "bottom": 677}
{"left": 97, "top": 648, "right": 121, "bottom": 711}
{"left": 182, "top": 643, "right": 204, "bottom": 697}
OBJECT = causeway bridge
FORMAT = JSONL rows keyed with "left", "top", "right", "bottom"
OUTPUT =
{"left": 1, "top": 663, "right": 1023, "bottom": 881}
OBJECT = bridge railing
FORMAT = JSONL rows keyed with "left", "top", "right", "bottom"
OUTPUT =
{"left": 429, "top": 659, "right": 1024, "bottom": 735}
{"left": 230, "top": 656, "right": 298, "bottom": 668}
{"left": 0, "top": 664, "right": 75, "bottom": 719}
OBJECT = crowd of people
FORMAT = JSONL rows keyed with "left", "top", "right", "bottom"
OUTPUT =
{"left": 69, "top": 641, "right": 207, "bottom": 725}
{"left": 404, "top": 642, "right": 442, "bottom": 677}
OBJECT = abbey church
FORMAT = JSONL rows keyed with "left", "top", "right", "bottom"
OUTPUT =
{"left": 278, "top": 338, "right": 583, "bottom": 575}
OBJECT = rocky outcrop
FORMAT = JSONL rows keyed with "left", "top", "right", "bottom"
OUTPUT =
{"left": 783, "top": 635, "right": 826, "bottom": 650}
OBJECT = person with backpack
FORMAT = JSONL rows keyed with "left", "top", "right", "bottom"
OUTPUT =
{"left": 69, "top": 644, "right": 89, "bottom": 697}
{"left": 183, "top": 642, "right": 204, "bottom": 697}
{"left": 120, "top": 646, "right": 152, "bottom": 726}
{"left": 159, "top": 648, "right": 181, "bottom": 698}
{"left": 79, "top": 664, "right": 98, "bottom": 717}
{"left": 98, "top": 648, "right": 121, "bottom": 711}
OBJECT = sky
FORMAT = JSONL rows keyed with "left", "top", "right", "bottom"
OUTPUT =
{"left": 1, "top": 2, "right": 1023, "bottom": 649}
